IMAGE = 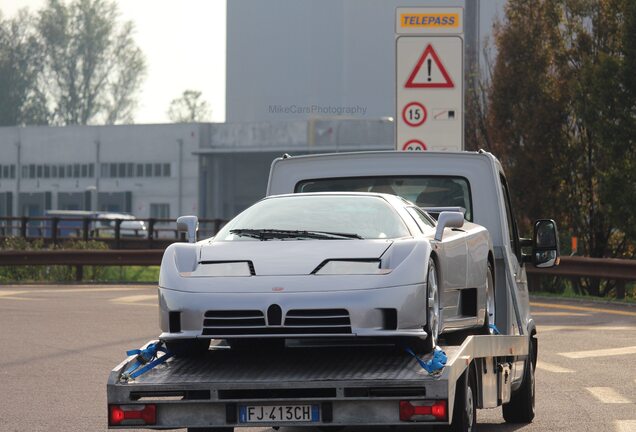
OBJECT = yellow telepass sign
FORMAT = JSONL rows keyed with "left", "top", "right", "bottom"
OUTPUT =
{"left": 396, "top": 8, "right": 463, "bottom": 35}
{"left": 400, "top": 13, "right": 459, "bottom": 29}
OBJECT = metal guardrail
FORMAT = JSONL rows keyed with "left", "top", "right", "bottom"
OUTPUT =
{"left": 526, "top": 256, "right": 636, "bottom": 299}
{"left": 0, "top": 216, "right": 227, "bottom": 249}
{"left": 0, "top": 251, "right": 634, "bottom": 290}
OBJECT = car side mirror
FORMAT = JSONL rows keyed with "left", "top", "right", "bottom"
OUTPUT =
{"left": 177, "top": 215, "right": 199, "bottom": 243}
{"left": 434, "top": 211, "right": 464, "bottom": 241}
{"left": 533, "top": 219, "right": 560, "bottom": 268}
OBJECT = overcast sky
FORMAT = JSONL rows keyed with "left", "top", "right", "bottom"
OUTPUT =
{"left": 0, "top": 0, "right": 227, "bottom": 124}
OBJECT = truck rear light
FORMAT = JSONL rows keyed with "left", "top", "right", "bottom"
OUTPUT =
{"left": 109, "top": 404, "right": 156, "bottom": 426}
{"left": 399, "top": 400, "right": 447, "bottom": 421}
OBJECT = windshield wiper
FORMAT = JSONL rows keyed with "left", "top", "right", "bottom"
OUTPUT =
{"left": 229, "top": 229, "right": 362, "bottom": 241}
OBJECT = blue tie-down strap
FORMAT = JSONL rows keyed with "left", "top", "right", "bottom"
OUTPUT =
{"left": 405, "top": 346, "right": 448, "bottom": 376}
{"left": 121, "top": 341, "right": 173, "bottom": 382}
{"left": 489, "top": 323, "right": 501, "bottom": 335}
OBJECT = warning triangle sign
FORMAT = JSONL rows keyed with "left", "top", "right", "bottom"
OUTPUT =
{"left": 405, "top": 44, "right": 454, "bottom": 89}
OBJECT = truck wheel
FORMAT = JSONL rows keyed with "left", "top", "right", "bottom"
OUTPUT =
{"left": 503, "top": 341, "right": 535, "bottom": 423}
{"left": 165, "top": 339, "right": 210, "bottom": 357}
{"left": 422, "top": 257, "right": 441, "bottom": 353}
{"left": 450, "top": 364, "right": 477, "bottom": 432}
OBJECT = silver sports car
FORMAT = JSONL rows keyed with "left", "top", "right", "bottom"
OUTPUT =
{"left": 158, "top": 193, "right": 494, "bottom": 353}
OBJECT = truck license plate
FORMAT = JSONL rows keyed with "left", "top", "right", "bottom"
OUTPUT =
{"left": 239, "top": 404, "right": 319, "bottom": 423}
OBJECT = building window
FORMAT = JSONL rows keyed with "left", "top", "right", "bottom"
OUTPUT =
{"left": 73, "top": 164, "right": 80, "bottom": 178}
{"left": 44, "top": 165, "right": 50, "bottom": 178}
{"left": 150, "top": 203, "right": 170, "bottom": 219}
{"left": 29, "top": 164, "right": 35, "bottom": 178}
{"left": 153, "top": 163, "right": 161, "bottom": 177}
{"left": 51, "top": 165, "right": 57, "bottom": 178}
{"left": 89, "top": 163, "right": 94, "bottom": 177}
{"left": 80, "top": 164, "right": 87, "bottom": 178}
{"left": 136, "top": 164, "right": 143, "bottom": 177}
{"left": 109, "top": 163, "right": 117, "bottom": 178}
{"left": 145, "top": 163, "right": 152, "bottom": 177}
{"left": 163, "top": 163, "right": 171, "bottom": 177}
{"left": 37, "top": 165, "right": 43, "bottom": 178}
{"left": 118, "top": 163, "right": 126, "bottom": 178}
{"left": 1, "top": 166, "right": 7, "bottom": 178}
{"left": 10, "top": 165, "right": 15, "bottom": 179}
{"left": 100, "top": 163, "right": 108, "bottom": 178}
{"left": 126, "top": 163, "right": 134, "bottom": 177}
{"left": 66, "top": 165, "right": 72, "bottom": 178}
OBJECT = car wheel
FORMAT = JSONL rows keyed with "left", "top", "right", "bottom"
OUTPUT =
{"left": 482, "top": 263, "right": 495, "bottom": 333}
{"left": 165, "top": 338, "right": 210, "bottom": 357}
{"left": 503, "top": 340, "right": 536, "bottom": 423}
{"left": 422, "top": 257, "right": 441, "bottom": 353}
{"left": 449, "top": 363, "right": 477, "bottom": 432}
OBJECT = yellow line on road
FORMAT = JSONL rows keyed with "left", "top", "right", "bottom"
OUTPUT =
{"left": 536, "top": 361, "right": 574, "bottom": 373}
{"left": 532, "top": 311, "right": 590, "bottom": 316}
{"left": 560, "top": 346, "right": 636, "bottom": 359}
{"left": 0, "top": 290, "right": 27, "bottom": 297}
{"left": 530, "top": 301, "right": 636, "bottom": 317}
{"left": 586, "top": 387, "right": 632, "bottom": 404}
{"left": 616, "top": 420, "right": 636, "bottom": 432}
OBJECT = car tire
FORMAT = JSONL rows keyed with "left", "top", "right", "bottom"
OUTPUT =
{"left": 503, "top": 340, "right": 536, "bottom": 423}
{"left": 449, "top": 363, "right": 477, "bottom": 432}
{"left": 480, "top": 263, "right": 495, "bottom": 334}
{"left": 422, "top": 257, "right": 441, "bottom": 353}
{"left": 165, "top": 338, "right": 210, "bottom": 357}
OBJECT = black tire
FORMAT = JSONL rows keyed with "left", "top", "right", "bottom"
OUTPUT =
{"left": 165, "top": 338, "right": 210, "bottom": 357}
{"left": 422, "top": 257, "right": 441, "bottom": 353}
{"left": 449, "top": 364, "right": 477, "bottom": 432}
{"left": 503, "top": 340, "right": 536, "bottom": 423}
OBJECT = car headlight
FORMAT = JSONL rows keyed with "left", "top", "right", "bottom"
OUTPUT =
{"left": 313, "top": 259, "right": 390, "bottom": 275}
{"left": 181, "top": 261, "right": 254, "bottom": 277}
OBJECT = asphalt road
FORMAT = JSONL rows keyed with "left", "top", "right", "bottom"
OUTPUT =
{"left": 0, "top": 285, "right": 635, "bottom": 432}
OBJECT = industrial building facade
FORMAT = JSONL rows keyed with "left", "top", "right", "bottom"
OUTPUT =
{"left": 0, "top": 120, "right": 392, "bottom": 220}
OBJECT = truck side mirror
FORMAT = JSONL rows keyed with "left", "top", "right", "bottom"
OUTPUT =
{"left": 177, "top": 215, "right": 199, "bottom": 243}
{"left": 533, "top": 219, "right": 559, "bottom": 268}
{"left": 434, "top": 211, "right": 464, "bottom": 241}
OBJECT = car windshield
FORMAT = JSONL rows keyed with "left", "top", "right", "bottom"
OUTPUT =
{"left": 295, "top": 176, "right": 473, "bottom": 221}
{"left": 215, "top": 195, "right": 410, "bottom": 241}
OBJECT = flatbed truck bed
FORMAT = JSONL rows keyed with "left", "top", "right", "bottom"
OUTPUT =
{"left": 107, "top": 335, "right": 528, "bottom": 430}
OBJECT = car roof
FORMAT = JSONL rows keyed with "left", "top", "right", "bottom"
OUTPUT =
{"left": 264, "top": 191, "right": 414, "bottom": 207}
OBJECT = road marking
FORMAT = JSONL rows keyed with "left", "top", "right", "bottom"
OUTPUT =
{"left": 616, "top": 420, "right": 636, "bottom": 432}
{"left": 532, "top": 311, "right": 590, "bottom": 316}
{"left": 586, "top": 387, "right": 632, "bottom": 404}
{"left": 530, "top": 301, "right": 636, "bottom": 317}
{"left": 111, "top": 294, "right": 157, "bottom": 307}
{"left": 539, "top": 325, "right": 636, "bottom": 333}
{"left": 0, "top": 290, "right": 27, "bottom": 297}
{"left": 560, "top": 346, "right": 636, "bottom": 359}
{"left": 111, "top": 294, "right": 156, "bottom": 303}
{"left": 536, "top": 361, "right": 574, "bottom": 373}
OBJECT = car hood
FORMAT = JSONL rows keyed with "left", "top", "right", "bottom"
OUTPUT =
{"left": 198, "top": 239, "right": 393, "bottom": 276}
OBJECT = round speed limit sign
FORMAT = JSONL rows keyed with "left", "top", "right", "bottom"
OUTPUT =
{"left": 402, "top": 101, "right": 427, "bottom": 127}
{"left": 402, "top": 139, "right": 427, "bottom": 151}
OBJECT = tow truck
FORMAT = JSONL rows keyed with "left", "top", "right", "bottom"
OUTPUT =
{"left": 107, "top": 150, "right": 559, "bottom": 431}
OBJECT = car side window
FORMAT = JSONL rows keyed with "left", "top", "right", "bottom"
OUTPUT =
{"left": 406, "top": 207, "right": 435, "bottom": 233}
{"left": 499, "top": 175, "right": 521, "bottom": 262}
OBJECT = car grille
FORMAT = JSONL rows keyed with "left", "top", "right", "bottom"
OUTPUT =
{"left": 201, "top": 308, "right": 352, "bottom": 336}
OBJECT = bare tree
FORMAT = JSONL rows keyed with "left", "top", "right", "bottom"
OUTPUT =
{"left": 167, "top": 90, "right": 211, "bottom": 122}
{"left": 37, "top": 0, "right": 146, "bottom": 125}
